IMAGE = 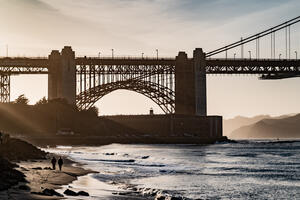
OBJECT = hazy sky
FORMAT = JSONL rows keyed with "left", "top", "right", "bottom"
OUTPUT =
{"left": 0, "top": 0, "right": 300, "bottom": 118}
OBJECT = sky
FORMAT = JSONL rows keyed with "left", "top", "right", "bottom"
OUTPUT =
{"left": 0, "top": 0, "right": 300, "bottom": 118}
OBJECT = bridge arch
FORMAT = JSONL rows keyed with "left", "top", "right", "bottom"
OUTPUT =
{"left": 76, "top": 80, "right": 175, "bottom": 114}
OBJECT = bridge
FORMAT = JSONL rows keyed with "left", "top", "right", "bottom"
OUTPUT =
{"left": 0, "top": 16, "right": 299, "bottom": 117}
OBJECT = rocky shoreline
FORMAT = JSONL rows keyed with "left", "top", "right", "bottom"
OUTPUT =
{"left": 0, "top": 134, "right": 94, "bottom": 199}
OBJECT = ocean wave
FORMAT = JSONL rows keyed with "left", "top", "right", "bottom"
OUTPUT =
{"left": 82, "top": 158, "right": 167, "bottom": 168}
{"left": 226, "top": 153, "right": 258, "bottom": 157}
{"left": 116, "top": 184, "right": 189, "bottom": 200}
{"left": 83, "top": 158, "right": 135, "bottom": 163}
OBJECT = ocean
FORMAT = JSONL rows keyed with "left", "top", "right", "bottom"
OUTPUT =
{"left": 46, "top": 140, "right": 300, "bottom": 199}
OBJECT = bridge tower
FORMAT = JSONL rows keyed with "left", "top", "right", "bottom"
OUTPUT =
{"left": 0, "top": 75, "right": 10, "bottom": 103}
{"left": 175, "top": 48, "right": 207, "bottom": 116}
{"left": 48, "top": 46, "right": 76, "bottom": 104}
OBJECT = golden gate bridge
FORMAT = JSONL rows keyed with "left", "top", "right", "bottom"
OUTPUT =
{"left": 0, "top": 16, "right": 299, "bottom": 116}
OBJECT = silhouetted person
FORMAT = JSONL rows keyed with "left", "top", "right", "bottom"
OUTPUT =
{"left": 58, "top": 157, "right": 63, "bottom": 171}
{"left": 51, "top": 157, "right": 56, "bottom": 170}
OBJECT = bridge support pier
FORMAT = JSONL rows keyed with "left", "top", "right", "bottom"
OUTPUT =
{"left": 48, "top": 46, "right": 76, "bottom": 105}
{"left": 175, "top": 48, "right": 207, "bottom": 116}
{"left": 0, "top": 75, "right": 10, "bottom": 103}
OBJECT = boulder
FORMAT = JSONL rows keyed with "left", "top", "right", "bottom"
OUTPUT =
{"left": 32, "top": 167, "right": 42, "bottom": 170}
{"left": 18, "top": 185, "right": 30, "bottom": 191}
{"left": 42, "top": 188, "right": 63, "bottom": 197}
{"left": 155, "top": 194, "right": 166, "bottom": 200}
{"left": 64, "top": 189, "right": 78, "bottom": 196}
{"left": 77, "top": 190, "right": 89, "bottom": 196}
{"left": 43, "top": 167, "right": 52, "bottom": 170}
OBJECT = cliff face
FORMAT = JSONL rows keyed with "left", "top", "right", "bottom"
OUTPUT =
{"left": 0, "top": 135, "right": 46, "bottom": 191}
{"left": 230, "top": 114, "right": 300, "bottom": 139}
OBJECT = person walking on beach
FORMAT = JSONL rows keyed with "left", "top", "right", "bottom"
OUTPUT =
{"left": 58, "top": 157, "right": 63, "bottom": 171}
{"left": 51, "top": 157, "right": 56, "bottom": 170}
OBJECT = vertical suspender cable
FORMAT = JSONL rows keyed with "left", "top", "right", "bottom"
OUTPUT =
{"left": 274, "top": 32, "right": 276, "bottom": 59}
{"left": 286, "top": 26, "right": 288, "bottom": 59}
{"left": 241, "top": 37, "right": 243, "bottom": 58}
{"left": 289, "top": 26, "right": 291, "bottom": 59}
{"left": 271, "top": 33, "right": 273, "bottom": 58}
{"left": 258, "top": 37, "right": 260, "bottom": 59}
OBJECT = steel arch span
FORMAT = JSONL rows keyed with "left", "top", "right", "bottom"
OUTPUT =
{"left": 76, "top": 79, "right": 175, "bottom": 114}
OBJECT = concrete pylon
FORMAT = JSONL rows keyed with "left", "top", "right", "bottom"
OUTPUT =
{"left": 175, "top": 48, "right": 207, "bottom": 116}
{"left": 194, "top": 48, "right": 207, "bottom": 116}
{"left": 48, "top": 46, "right": 76, "bottom": 105}
{"left": 48, "top": 50, "right": 60, "bottom": 100}
{"left": 175, "top": 51, "right": 193, "bottom": 115}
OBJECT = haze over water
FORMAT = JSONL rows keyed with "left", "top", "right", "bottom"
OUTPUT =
{"left": 47, "top": 140, "right": 300, "bottom": 199}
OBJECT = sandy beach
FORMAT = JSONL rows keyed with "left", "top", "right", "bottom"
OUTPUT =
{"left": 0, "top": 155, "right": 94, "bottom": 200}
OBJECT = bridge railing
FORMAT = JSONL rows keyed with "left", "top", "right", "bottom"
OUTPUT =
{"left": 207, "top": 58, "right": 299, "bottom": 61}
{"left": 76, "top": 56, "right": 175, "bottom": 60}
{"left": 0, "top": 56, "right": 48, "bottom": 59}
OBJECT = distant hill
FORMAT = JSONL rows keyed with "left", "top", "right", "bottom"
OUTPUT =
{"left": 224, "top": 115, "right": 270, "bottom": 136}
{"left": 230, "top": 114, "right": 300, "bottom": 139}
{"left": 223, "top": 114, "right": 293, "bottom": 137}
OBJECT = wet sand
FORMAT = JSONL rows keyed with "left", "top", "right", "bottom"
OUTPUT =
{"left": 0, "top": 156, "right": 94, "bottom": 200}
{"left": 0, "top": 156, "right": 151, "bottom": 200}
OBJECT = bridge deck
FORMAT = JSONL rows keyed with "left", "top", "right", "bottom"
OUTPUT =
{"left": 0, "top": 57, "right": 299, "bottom": 76}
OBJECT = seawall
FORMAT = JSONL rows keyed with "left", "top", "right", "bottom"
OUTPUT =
{"left": 106, "top": 114, "right": 223, "bottom": 139}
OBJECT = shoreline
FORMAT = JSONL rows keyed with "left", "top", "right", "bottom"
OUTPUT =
{"left": 0, "top": 152, "right": 149, "bottom": 200}
{"left": 0, "top": 154, "right": 95, "bottom": 200}
{"left": 21, "top": 135, "right": 229, "bottom": 147}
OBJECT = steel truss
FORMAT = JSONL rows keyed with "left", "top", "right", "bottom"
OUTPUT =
{"left": 76, "top": 63, "right": 175, "bottom": 113}
{"left": 0, "top": 75, "right": 10, "bottom": 103}
{"left": 0, "top": 57, "right": 299, "bottom": 110}
{"left": 0, "top": 58, "right": 48, "bottom": 75}
{"left": 206, "top": 59, "right": 300, "bottom": 79}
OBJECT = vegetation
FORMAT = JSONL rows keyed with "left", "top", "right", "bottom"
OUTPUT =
{"left": 14, "top": 94, "right": 29, "bottom": 105}
{"left": 35, "top": 97, "right": 48, "bottom": 106}
{"left": 0, "top": 98, "right": 136, "bottom": 146}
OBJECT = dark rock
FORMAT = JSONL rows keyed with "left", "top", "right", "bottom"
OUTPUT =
{"left": 64, "top": 189, "right": 78, "bottom": 196}
{"left": 0, "top": 157, "right": 26, "bottom": 191}
{"left": 18, "top": 185, "right": 30, "bottom": 191}
{"left": 116, "top": 192, "right": 132, "bottom": 195}
{"left": 77, "top": 191, "right": 89, "bottom": 196}
{"left": 43, "top": 167, "right": 52, "bottom": 170}
{"left": 104, "top": 153, "right": 115, "bottom": 155}
{"left": 20, "top": 167, "right": 29, "bottom": 171}
{"left": 142, "top": 156, "right": 149, "bottom": 159}
{"left": 155, "top": 195, "right": 166, "bottom": 200}
{"left": 42, "top": 188, "right": 63, "bottom": 197}
{"left": 32, "top": 167, "right": 42, "bottom": 170}
{"left": 31, "top": 191, "right": 43, "bottom": 195}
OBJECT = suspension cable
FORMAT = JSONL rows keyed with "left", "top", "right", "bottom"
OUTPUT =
{"left": 206, "top": 16, "right": 300, "bottom": 57}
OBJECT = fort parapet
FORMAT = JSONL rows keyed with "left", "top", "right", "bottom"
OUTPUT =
{"left": 107, "top": 114, "right": 223, "bottom": 140}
